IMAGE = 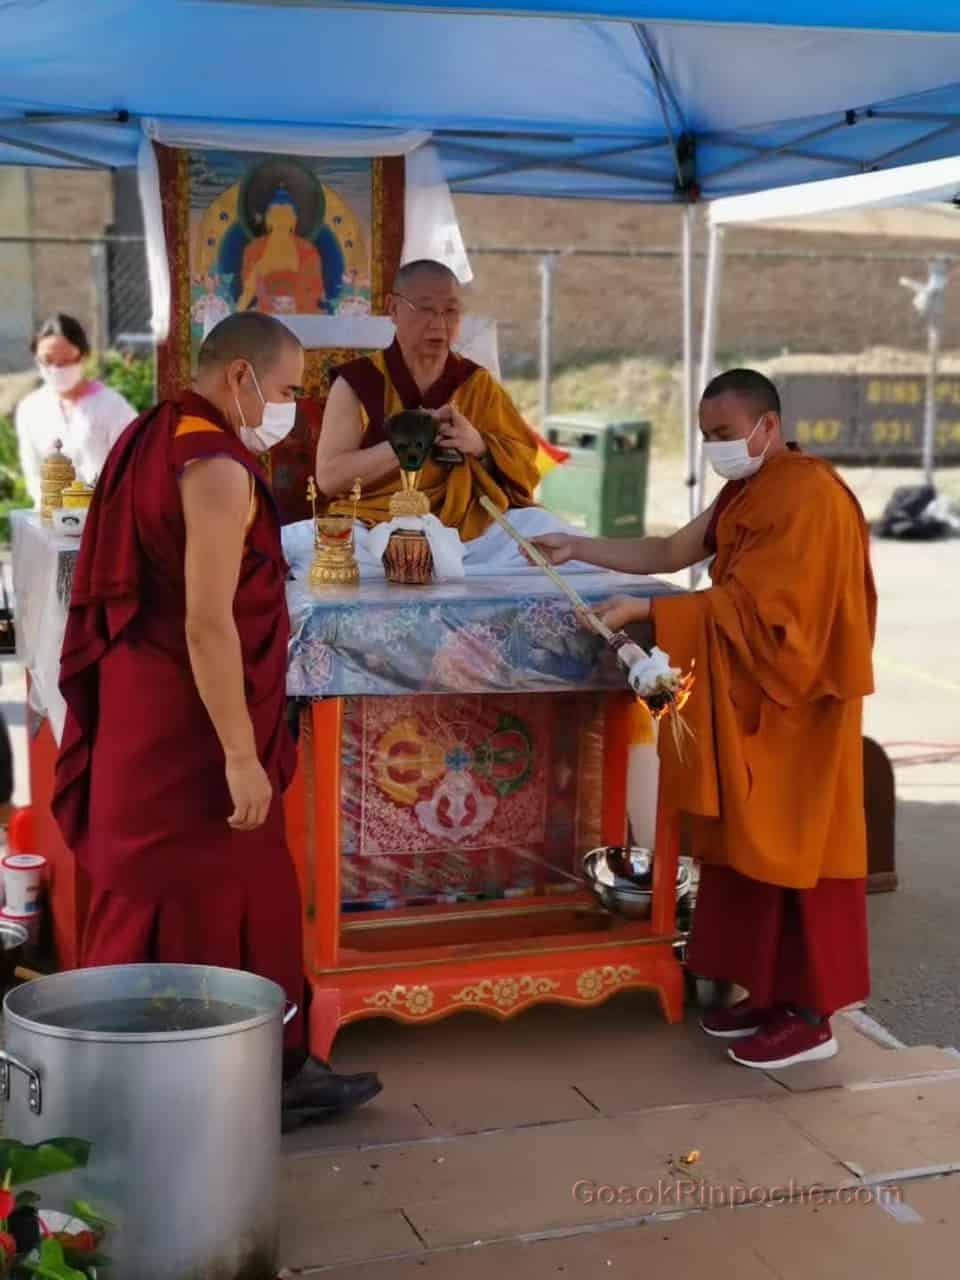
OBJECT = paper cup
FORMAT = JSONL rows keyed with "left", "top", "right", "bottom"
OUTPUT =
{"left": 1, "top": 853, "right": 46, "bottom": 915}
{"left": 0, "top": 907, "right": 41, "bottom": 945}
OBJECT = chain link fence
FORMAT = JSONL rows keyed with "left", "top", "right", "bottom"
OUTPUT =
{"left": 1, "top": 229, "right": 957, "bottom": 488}
{"left": 466, "top": 242, "right": 960, "bottom": 429}
{"left": 0, "top": 234, "right": 152, "bottom": 380}
{"left": 464, "top": 240, "right": 960, "bottom": 527}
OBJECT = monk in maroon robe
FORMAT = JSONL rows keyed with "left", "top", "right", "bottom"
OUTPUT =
{"left": 53, "top": 312, "right": 380, "bottom": 1128}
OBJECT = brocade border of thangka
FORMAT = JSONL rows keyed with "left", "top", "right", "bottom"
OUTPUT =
{"left": 155, "top": 143, "right": 191, "bottom": 399}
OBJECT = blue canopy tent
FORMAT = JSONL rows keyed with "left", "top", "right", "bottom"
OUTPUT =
{"left": 4, "top": 2, "right": 960, "bottom": 192}
{"left": 4, "top": 0, "right": 960, "bottom": 519}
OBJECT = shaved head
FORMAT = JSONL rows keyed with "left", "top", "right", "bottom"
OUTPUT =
{"left": 702, "top": 368, "right": 781, "bottom": 419}
{"left": 198, "top": 312, "right": 302, "bottom": 375}
{"left": 392, "top": 259, "right": 460, "bottom": 294}
{"left": 194, "top": 311, "right": 305, "bottom": 436}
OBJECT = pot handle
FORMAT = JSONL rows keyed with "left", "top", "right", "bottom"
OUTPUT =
{"left": 0, "top": 1050, "right": 42, "bottom": 1116}
{"left": 283, "top": 1001, "right": 299, "bottom": 1027}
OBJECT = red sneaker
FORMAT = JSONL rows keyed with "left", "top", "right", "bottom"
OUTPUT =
{"left": 700, "top": 999, "right": 774, "bottom": 1039}
{"left": 728, "top": 1012, "right": 838, "bottom": 1069}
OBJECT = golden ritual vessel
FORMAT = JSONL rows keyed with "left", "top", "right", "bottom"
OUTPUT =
{"left": 307, "top": 477, "right": 361, "bottom": 588}
{"left": 382, "top": 410, "right": 437, "bottom": 586}
{"left": 60, "top": 479, "right": 95, "bottom": 510}
{"left": 384, "top": 473, "right": 433, "bottom": 585}
{"left": 40, "top": 440, "right": 76, "bottom": 523}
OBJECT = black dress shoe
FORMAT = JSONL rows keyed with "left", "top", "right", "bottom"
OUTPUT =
{"left": 308, "top": 1057, "right": 383, "bottom": 1086}
{"left": 281, "top": 1057, "right": 382, "bottom": 1132}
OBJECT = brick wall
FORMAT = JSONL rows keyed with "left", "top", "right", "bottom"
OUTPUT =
{"left": 27, "top": 169, "right": 113, "bottom": 346}
{"left": 455, "top": 195, "right": 958, "bottom": 371}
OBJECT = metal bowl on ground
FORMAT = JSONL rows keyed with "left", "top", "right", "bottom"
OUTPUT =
{"left": 582, "top": 847, "right": 692, "bottom": 921}
{"left": 0, "top": 920, "right": 28, "bottom": 986}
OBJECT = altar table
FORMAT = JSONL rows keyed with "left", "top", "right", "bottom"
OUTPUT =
{"left": 12, "top": 511, "right": 689, "bottom": 1054}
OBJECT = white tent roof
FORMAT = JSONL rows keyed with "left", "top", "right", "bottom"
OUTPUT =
{"left": 708, "top": 155, "right": 960, "bottom": 240}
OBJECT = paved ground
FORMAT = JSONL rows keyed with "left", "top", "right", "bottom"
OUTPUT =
{"left": 858, "top": 534, "right": 960, "bottom": 1047}
{"left": 279, "top": 1001, "right": 960, "bottom": 1276}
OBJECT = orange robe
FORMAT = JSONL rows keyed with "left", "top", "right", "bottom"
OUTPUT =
{"left": 331, "top": 340, "right": 539, "bottom": 540}
{"left": 242, "top": 236, "right": 325, "bottom": 314}
{"left": 654, "top": 451, "right": 877, "bottom": 890}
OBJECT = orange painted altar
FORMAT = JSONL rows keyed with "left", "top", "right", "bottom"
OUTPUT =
{"left": 274, "top": 556, "right": 687, "bottom": 1058}
{"left": 285, "top": 693, "right": 683, "bottom": 1059}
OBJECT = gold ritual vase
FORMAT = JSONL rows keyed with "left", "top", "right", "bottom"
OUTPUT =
{"left": 307, "top": 478, "right": 361, "bottom": 588}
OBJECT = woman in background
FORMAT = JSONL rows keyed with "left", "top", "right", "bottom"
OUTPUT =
{"left": 15, "top": 314, "right": 136, "bottom": 507}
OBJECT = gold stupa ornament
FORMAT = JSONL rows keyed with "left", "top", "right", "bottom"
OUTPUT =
{"left": 40, "top": 439, "right": 76, "bottom": 523}
{"left": 388, "top": 470, "right": 431, "bottom": 519}
{"left": 307, "top": 477, "right": 361, "bottom": 588}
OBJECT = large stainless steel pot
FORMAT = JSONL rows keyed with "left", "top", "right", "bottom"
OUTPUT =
{"left": 1, "top": 964, "right": 292, "bottom": 1280}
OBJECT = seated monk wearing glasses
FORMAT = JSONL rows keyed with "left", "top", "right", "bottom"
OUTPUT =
{"left": 316, "top": 259, "right": 539, "bottom": 538}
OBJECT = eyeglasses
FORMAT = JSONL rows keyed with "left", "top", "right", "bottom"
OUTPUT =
{"left": 394, "top": 295, "right": 463, "bottom": 326}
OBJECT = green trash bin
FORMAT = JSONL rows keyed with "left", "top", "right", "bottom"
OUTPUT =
{"left": 539, "top": 414, "right": 651, "bottom": 537}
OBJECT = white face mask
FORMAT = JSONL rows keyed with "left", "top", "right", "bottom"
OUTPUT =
{"left": 702, "top": 415, "right": 769, "bottom": 481}
{"left": 235, "top": 366, "right": 297, "bottom": 454}
{"left": 38, "top": 361, "right": 84, "bottom": 395}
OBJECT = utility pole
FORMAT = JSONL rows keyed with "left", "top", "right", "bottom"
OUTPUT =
{"left": 899, "top": 258, "right": 948, "bottom": 488}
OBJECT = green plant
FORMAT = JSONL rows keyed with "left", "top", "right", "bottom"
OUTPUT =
{"left": 0, "top": 416, "right": 33, "bottom": 544}
{"left": 0, "top": 1139, "right": 110, "bottom": 1278}
{"left": 89, "top": 351, "right": 154, "bottom": 414}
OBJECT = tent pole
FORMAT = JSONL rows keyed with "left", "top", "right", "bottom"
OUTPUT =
{"left": 923, "top": 315, "right": 940, "bottom": 488}
{"left": 538, "top": 253, "right": 556, "bottom": 425}
{"left": 696, "top": 221, "right": 723, "bottom": 515}
{"left": 682, "top": 204, "right": 696, "bottom": 525}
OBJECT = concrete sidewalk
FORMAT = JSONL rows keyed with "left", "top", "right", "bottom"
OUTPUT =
{"left": 279, "top": 997, "right": 960, "bottom": 1276}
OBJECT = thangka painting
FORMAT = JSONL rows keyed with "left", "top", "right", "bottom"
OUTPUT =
{"left": 155, "top": 144, "right": 405, "bottom": 522}
{"left": 187, "top": 151, "right": 374, "bottom": 355}
{"left": 338, "top": 693, "right": 605, "bottom": 909}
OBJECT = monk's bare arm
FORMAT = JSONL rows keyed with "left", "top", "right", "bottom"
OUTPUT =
{"left": 533, "top": 504, "right": 714, "bottom": 574}
{"left": 180, "top": 458, "right": 270, "bottom": 830}
{"left": 314, "top": 378, "right": 398, "bottom": 497}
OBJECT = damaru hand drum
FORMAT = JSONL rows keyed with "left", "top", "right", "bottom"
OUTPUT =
{"left": 383, "top": 529, "right": 434, "bottom": 585}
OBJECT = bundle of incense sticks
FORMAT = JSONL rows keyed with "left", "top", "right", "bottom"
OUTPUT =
{"left": 480, "top": 497, "right": 695, "bottom": 751}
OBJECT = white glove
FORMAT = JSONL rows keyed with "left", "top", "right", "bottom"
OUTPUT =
{"left": 618, "top": 644, "right": 679, "bottom": 697}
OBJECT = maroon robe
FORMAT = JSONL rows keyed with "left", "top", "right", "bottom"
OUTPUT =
{"left": 333, "top": 338, "right": 480, "bottom": 446}
{"left": 53, "top": 392, "right": 304, "bottom": 1056}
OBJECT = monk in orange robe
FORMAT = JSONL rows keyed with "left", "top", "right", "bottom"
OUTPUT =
{"left": 316, "top": 259, "right": 539, "bottom": 539}
{"left": 53, "top": 313, "right": 380, "bottom": 1128}
{"left": 532, "top": 369, "right": 876, "bottom": 1070}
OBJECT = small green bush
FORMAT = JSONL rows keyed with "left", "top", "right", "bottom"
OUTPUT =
{"left": 0, "top": 415, "right": 32, "bottom": 544}
{"left": 89, "top": 350, "right": 155, "bottom": 414}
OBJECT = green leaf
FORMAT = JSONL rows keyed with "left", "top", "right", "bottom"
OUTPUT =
{"left": 19, "top": 1237, "right": 87, "bottom": 1279}
{"left": 67, "top": 1203, "right": 114, "bottom": 1232}
{"left": 0, "top": 1140, "right": 91, "bottom": 1187}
